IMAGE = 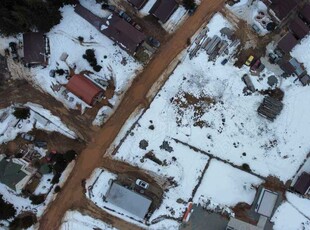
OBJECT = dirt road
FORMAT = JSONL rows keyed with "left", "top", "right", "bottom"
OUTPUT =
{"left": 39, "top": 0, "right": 225, "bottom": 229}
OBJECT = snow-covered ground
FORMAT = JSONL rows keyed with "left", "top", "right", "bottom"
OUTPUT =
{"left": 104, "top": 12, "right": 310, "bottom": 227}
{"left": 194, "top": 160, "right": 263, "bottom": 207}
{"left": 227, "top": 0, "right": 271, "bottom": 36}
{"left": 113, "top": 13, "right": 310, "bottom": 183}
{"left": 61, "top": 210, "right": 118, "bottom": 230}
{"left": 291, "top": 34, "right": 310, "bottom": 73}
{"left": 271, "top": 192, "right": 310, "bottom": 230}
{"left": 0, "top": 103, "right": 76, "bottom": 144}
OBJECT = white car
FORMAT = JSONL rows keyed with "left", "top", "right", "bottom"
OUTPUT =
{"left": 136, "top": 179, "right": 149, "bottom": 189}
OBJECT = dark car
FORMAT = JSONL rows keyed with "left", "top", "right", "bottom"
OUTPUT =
{"left": 119, "top": 11, "right": 132, "bottom": 23}
{"left": 21, "top": 133, "right": 35, "bottom": 142}
{"left": 221, "top": 58, "right": 228, "bottom": 65}
{"left": 35, "top": 140, "right": 47, "bottom": 148}
{"left": 147, "top": 36, "right": 160, "bottom": 48}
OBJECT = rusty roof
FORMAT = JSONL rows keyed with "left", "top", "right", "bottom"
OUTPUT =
{"left": 293, "top": 172, "right": 310, "bottom": 194}
{"left": 150, "top": 0, "right": 178, "bottom": 23}
{"left": 23, "top": 32, "right": 46, "bottom": 64}
{"left": 300, "top": 3, "right": 310, "bottom": 24}
{"left": 277, "top": 32, "right": 298, "bottom": 53}
{"left": 128, "top": 0, "right": 148, "bottom": 9}
{"left": 269, "top": 0, "right": 298, "bottom": 21}
{"left": 101, "top": 13, "right": 146, "bottom": 53}
{"left": 66, "top": 74, "right": 103, "bottom": 105}
{"left": 289, "top": 17, "right": 310, "bottom": 40}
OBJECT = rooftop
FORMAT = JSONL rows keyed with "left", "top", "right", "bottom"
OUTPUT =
{"left": 23, "top": 32, "right": 46, "bottom": 65}
{"left": 255, "top": 188, "right": 278, "bottom": 217}
{"left": 74, "top": 5, "right": 145, "bottom": 54}
{"left": 289, "top": 17, "right": 310, "bottom": 40}
{"left": 0, "top": 158, "right": 28, "bottom": 191}
{"left": 66, "top": 74, "right": 103, "bottom": 105}
{"left": 269, "top": 0, "right": 298, "bottom": 21}
{"left": 293, "top": 172, "right": 310, "bottom": 194}
{"left": 300, "top": 3, "right": 310, "bottom": 24}
{"left": 277, "top": 32, "right": 298, "bottom": 54}
{"left": 105, "top": 182, "right": 152, "bottom": 219}
{"left": 149, "top": 0, "right": 178, "bottom": 23}
{"left": 101, "top": 13, "right": 146, "bottom": 54}
{"left": 127, "top": 0, "right": 148, "bottom": 9}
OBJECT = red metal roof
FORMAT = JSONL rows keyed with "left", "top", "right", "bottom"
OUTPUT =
{"left": 66, "top": 74, "right": 103, "bottom": 105}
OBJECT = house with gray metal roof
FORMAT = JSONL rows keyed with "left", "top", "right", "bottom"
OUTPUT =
{"left": 105, "top": 182, "right": 152, "bottom": 219}
{"left": 255, "top": 188, "right": 278, "bottom": 217}
{"left": 0, "top": 156, "right": 33, "bottom": 193}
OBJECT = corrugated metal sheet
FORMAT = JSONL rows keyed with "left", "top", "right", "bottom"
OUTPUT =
{"left": 106, "top": 182, "right": 152, "bottom": 219}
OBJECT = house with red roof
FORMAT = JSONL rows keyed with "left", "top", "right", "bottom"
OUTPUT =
{"left": 66, "top": 74, "right": 103, "bottom": 106}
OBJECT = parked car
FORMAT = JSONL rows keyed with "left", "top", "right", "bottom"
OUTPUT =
{"left": 245, "top": 55, "right": 254, "bottom": 66}
{"left": 119, "top": 11, "right": 132, "bottom": 23}
{"left": 35, "top": 140, "right": 47, "bottom": 148}
{"left": 250, "top": 59, "right": 261, "bottom": 71}
{"left": 21, "top": 133, "right": 35, "bottom": 142}
{"left": 136, "top": 179, "right": 149, "bottom": 189}
{"left": 252, "top": 24, "right": 261, "bottom": 33}
{"left": 147, "top": 36, "right": 161, "bottom": 48}
{"left": 221, "top": 58, "right": 228, "bottom": 65}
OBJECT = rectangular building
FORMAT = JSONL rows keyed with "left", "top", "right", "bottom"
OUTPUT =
{"left": 106, "top": 182, "right": 152, "bottom": 219}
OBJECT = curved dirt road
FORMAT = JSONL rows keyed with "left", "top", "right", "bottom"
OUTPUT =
{"left": 39, "top": 0, "right": 225, "bottom": 229}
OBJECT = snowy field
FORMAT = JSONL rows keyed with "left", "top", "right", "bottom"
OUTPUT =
{"left": 113, "top": 13, "right": 310, "bottom": 183}
{"left": 271, "top": 192, "right": 310, "bottom": 230}
{"left": 193, "top": 160, "right": 263, "bottom": 208}
{"left": 0, "top": 102, "right": 76, "bottom": 144}
{"left": 291, "top": 34, "right": 310, "bottom": 73}
{"left": 106, "top": 13, "right": 310, "bottom": 228}
{"left": 61, "top": 211, "right": 118, "bottom": 230}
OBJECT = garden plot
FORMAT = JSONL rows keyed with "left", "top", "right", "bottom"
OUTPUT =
{"left": 113, "top": 138, "right": 209, "bottom": 221}
{"left": 61, "top": 210, "right": 118, "bottom": 230}
{"left": 27, "top": 2, "right": 141, "bottom": 124}
{"left": 193, "top": 160, "right": 263, "bottom": 209}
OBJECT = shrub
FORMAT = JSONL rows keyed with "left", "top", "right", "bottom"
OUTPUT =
{"left": 242, "top": 163, "right": 251, "bottom": 172}
{"left": 29, "top": 194, "right": 45, "bottom": 205}
{"left": 52, "top": 173, "right": 61, "bottom": 184}
{"left": 10, "top": 213, "right": 37, "bottom": 229}
{"left": 54, "top": 185, "right": 61, "bottom": 193}
{"left": 183, "top": 0, "right": 196, "bottom": 10}
{"left": 0, "top": 195, "right": 16, "bottom": 220}
{"left": 63, "top": 150, "right": 77, "bottom": 163}
{"left": 93, "top": 65, "right": 102, "bottom": 72}
{"left": 13, "top": 107, "right": 30, "bottom": 120}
